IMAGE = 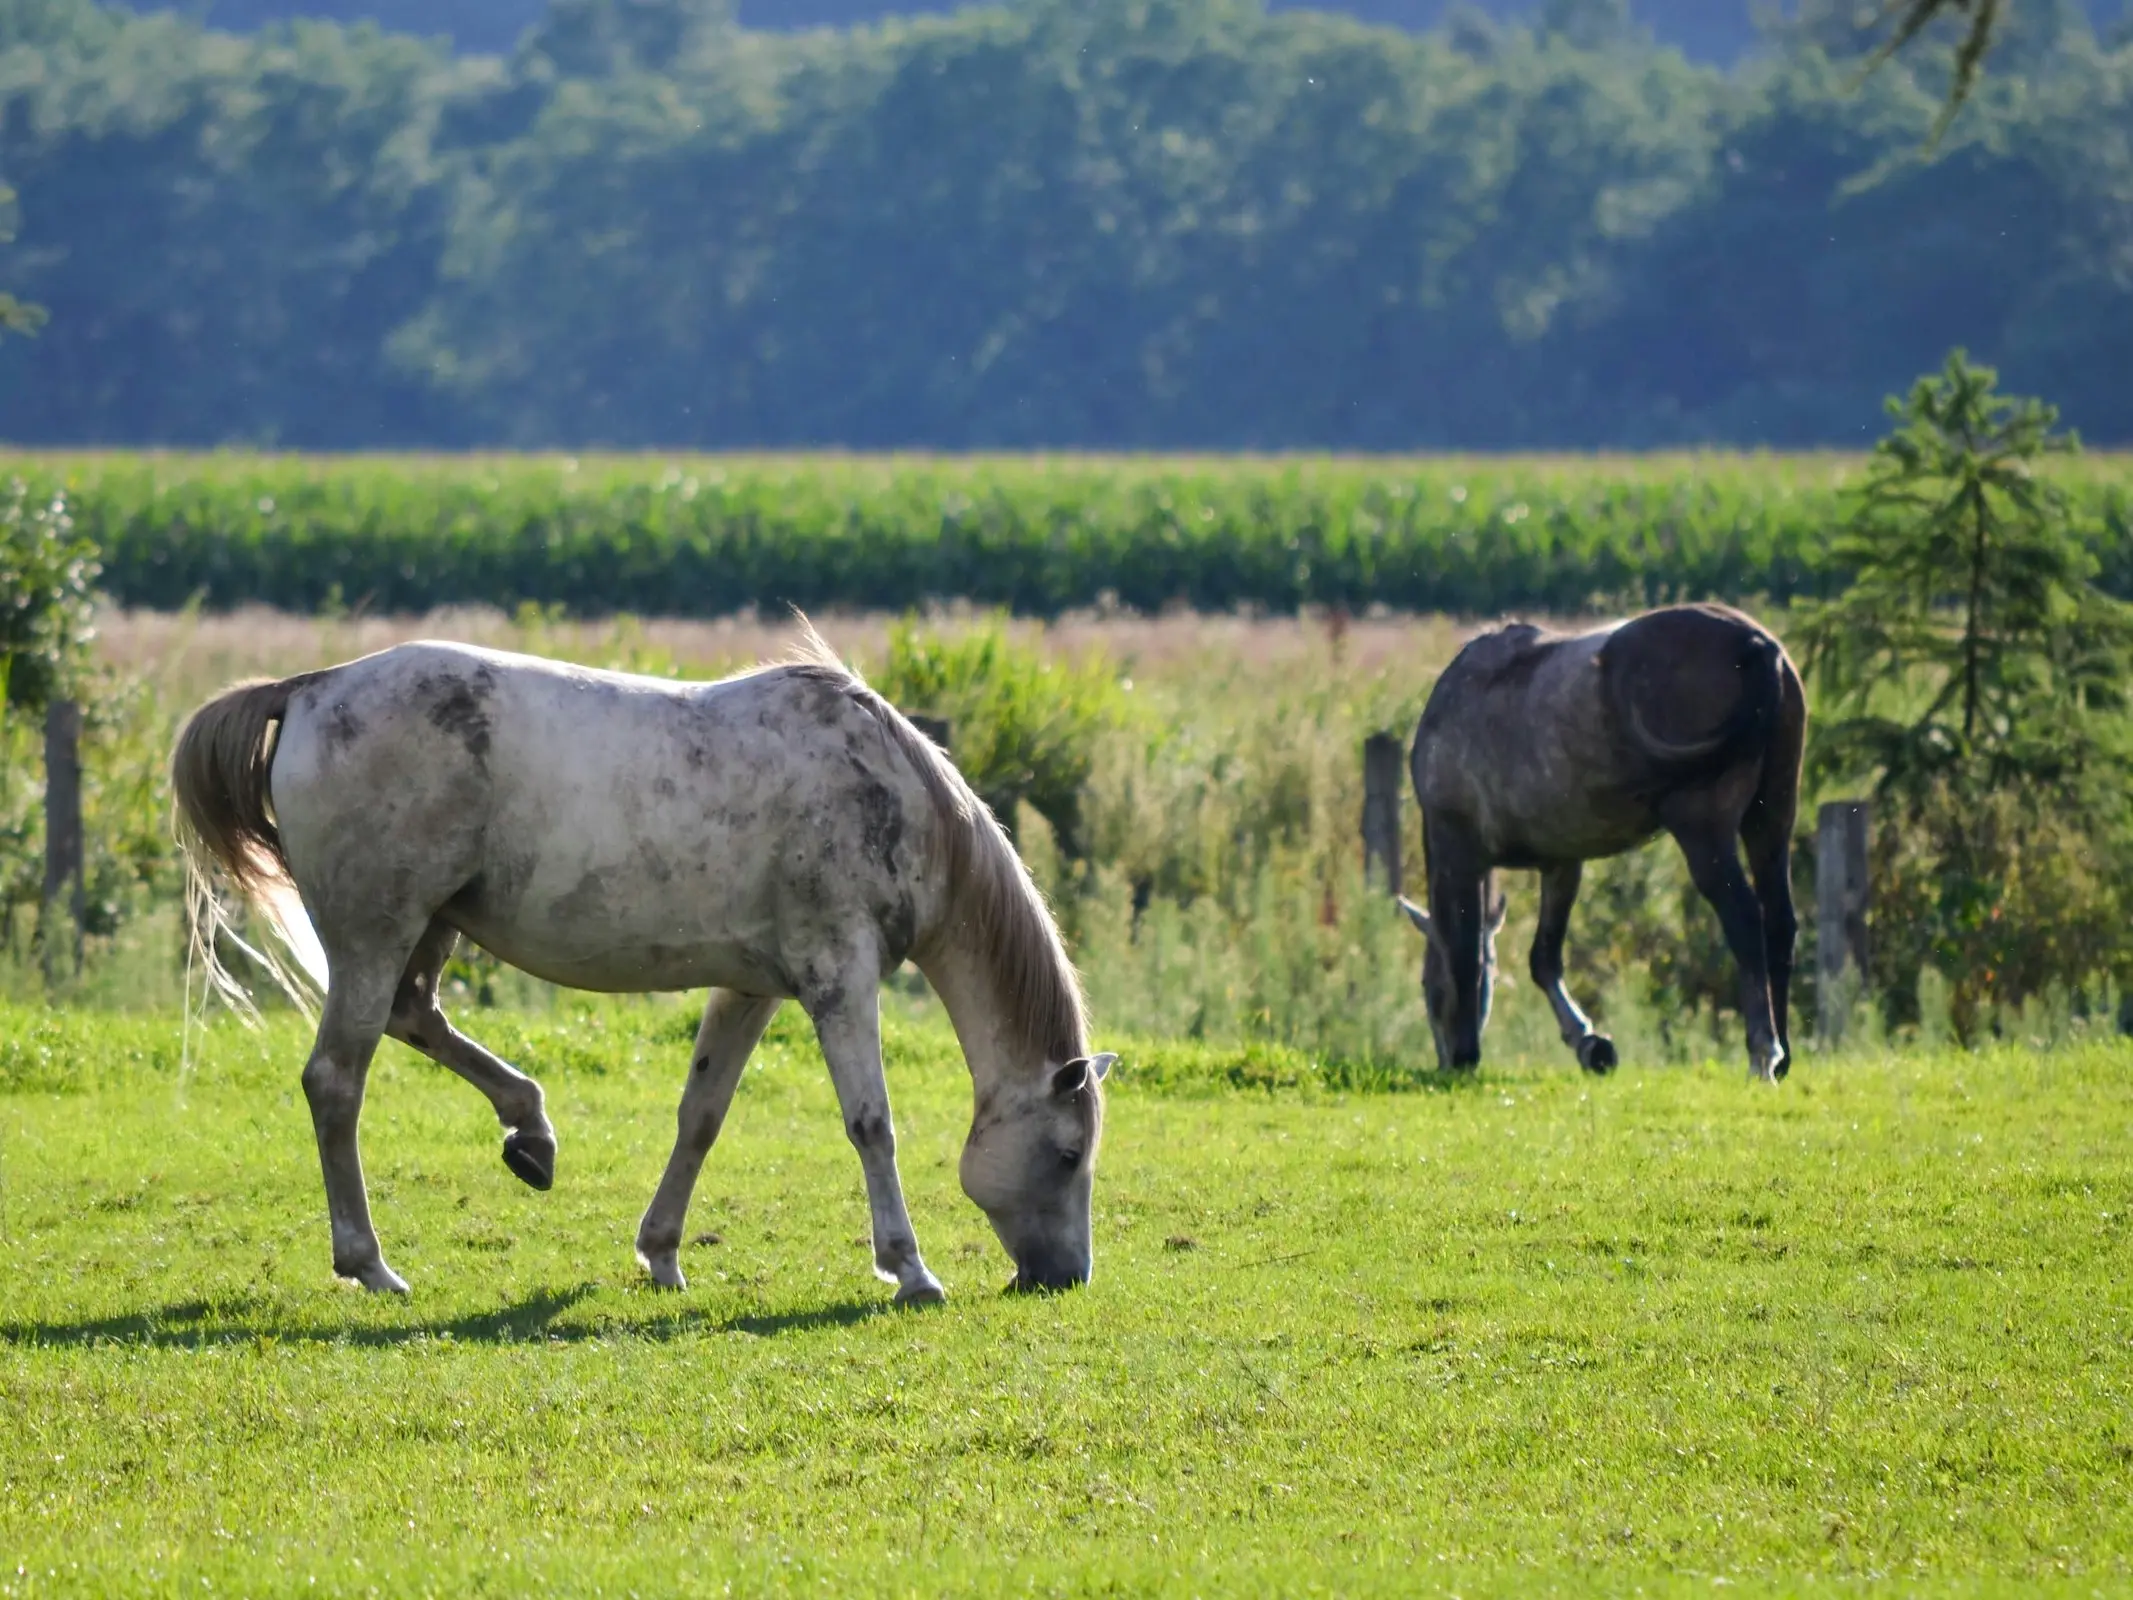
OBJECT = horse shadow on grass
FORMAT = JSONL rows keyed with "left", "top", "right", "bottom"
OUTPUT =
{"left": 0, "top": 1284, "right": 893, "bottom": 1350}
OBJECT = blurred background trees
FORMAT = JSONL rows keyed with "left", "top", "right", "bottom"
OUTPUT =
{"left": 0, "top": 0, "right": 2126, "bottom": 450}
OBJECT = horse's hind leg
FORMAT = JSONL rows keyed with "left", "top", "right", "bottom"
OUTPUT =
{"left": 1665, "top": 796, "right": 1784, "bottom": 1082}
{"left": 635, "top": 988, "right": 782, "bottom": 1290}
{"left": 1741, "top": 799, "right": 1799, "bottom": 1074}
{"left": 385, "top": 917, "right": 558, "bottom": 1190}
{"left": 1531, "top": 862, "right": 1615, "bottom": 1074}
{"left": 1742, "top": 672, "right": 1805, "bottom": 1071}
{"left": 302, "top": 950, "right": 415, "bottom": 1293}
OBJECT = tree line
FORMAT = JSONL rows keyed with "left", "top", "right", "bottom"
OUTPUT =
{"left": 0, "top": 0, "right": 2127, "bottom": 450}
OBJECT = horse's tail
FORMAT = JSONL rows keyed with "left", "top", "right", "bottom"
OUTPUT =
{"left": 1621, "top": 627, "right": 1784, "bottom": 769}
{"left": 171, "top": 672, "right": 330, "bottom": 1022}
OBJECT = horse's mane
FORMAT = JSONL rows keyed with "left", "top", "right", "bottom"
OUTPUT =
{"left": 775, "top": 616, "right": 1089, "bottom": 1063}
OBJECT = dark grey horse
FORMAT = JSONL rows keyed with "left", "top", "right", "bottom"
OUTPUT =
{"left": 1398, "top": 603, "right": 1807, "bottom": 1081}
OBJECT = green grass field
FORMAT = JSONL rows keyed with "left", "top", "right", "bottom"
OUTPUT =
{"left": 1, "top": 998, "right": 2127, "bottom": 1596}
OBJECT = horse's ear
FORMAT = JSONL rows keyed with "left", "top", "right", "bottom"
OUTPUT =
{"left": 1088, "top": 1051, "right": 1116, "bottom": 1082}
{"left": 1052, "top": 1057, "right": 1101, "bottom": 1098}
{"left": 1396, "top": 896, "right": 1431, "bottom": 936}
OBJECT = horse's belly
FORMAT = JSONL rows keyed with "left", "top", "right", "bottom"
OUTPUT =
{"left": 1487, "top": 787, "right": 1659, "bottom": 866}
{"left": 446, "top": 905, "right": 789, "bottom": 996}
{"left": 445, "top": 837, "right": 793, "bottom": 996}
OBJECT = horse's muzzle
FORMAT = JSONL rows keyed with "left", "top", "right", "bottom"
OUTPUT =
{"left": 1005, "top": 1257, "right": 1091, "bottom": 1294}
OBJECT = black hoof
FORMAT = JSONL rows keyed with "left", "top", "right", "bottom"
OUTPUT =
{"left": 502, "top": 1130, "right": 556, "bottom": 1191}
{"left": 1578, "top": 1035, "right": 1618, "bottom": 1074}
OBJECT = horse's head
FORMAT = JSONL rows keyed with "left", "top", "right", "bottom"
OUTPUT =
{"left": 1398, "top": 890, "right": 1506, "bottom": 1070}
{"left": 959, "top": 1051, "right": 1114, "bottom": 1292}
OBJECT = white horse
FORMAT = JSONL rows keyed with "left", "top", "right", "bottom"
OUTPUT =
{"left": 171, "top": 625, "right": 1113, "bottom": 1302}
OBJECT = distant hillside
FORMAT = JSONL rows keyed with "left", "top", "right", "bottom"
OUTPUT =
{"left": 7, "top": 0, "right": 2129, "bottom": 451}
{"left": 110, "top": 0, "right": 2127, "bottom": 60}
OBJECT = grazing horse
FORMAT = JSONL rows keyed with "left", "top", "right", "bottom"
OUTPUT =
{"left": 1398, "top": 602, "right": 1806, "bottom": 1081}
{"left": 171, "top": 626, "right": 1114, "bottom": 1300}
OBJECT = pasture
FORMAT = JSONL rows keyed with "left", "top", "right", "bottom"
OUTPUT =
{"left": 1, "top": 999, "right": 2128, "bottom": 1596}
{"left": 0, "top": 596, "right": 2127, "bottom": 1594}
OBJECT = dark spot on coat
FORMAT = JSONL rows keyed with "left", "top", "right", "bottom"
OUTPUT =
{"left": 549, "top": 871, "right": 608, "bottom": 923}
{"left": 845, "top": 1109, "right": 891, "bottom": 1150}
{"left": 325, "top": 700, "right": 363, "bottom": 750}
{"left": 637, "top": 842, "right": 676, "bottom": 885}
{"left": 880, "top": 893, "right": 917, "bottom": 967}
{"left": 850, "top": 763, "right": 904, "bottom": 865}
{"left": 806, "top": 678, "right": 854, "bottom": 727}
{"left": 692, "top": 1053, "right": 710, "bottom": 1074}
{"left": 653, "top": 776, "right": 677, "bottom": 800}
{"left": 428, "top": 679, "right": 493, "bottom": 761}
{"left": 405, "top": 1027, "right": 428, "bottom": 1050}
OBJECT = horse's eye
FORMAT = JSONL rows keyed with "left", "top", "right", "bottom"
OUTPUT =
{"left": 1058, "top": 1148, "right": 1083, "bottom": 1169}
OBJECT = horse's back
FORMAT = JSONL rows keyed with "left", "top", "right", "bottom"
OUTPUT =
{"left": 1413, "top": 624, "right": 1617, "bottom": 810}
{"left": 270, "top": 641, "right": 947, "bottom": 993}
{"left": 1412, "top": 617, "right": 1652, "bottom": 864}
{"left": 1410, "top": 604, "right": 1796, "bottom": 867}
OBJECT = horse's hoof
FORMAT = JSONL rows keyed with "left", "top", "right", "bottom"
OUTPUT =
{"left": 637, "top": 1256, "right": 686, "bottom": 1291}
{"left": 337, "top": 1259, "right": 410, "bottom": 1295}
{"left": 502, "top": 1130, "right": 556, "bottom": 1191}
{"left": 1577, "top": 1035, "right": 1618, "bottom": 1074}
{"left": 895, "top": 1278, "right": 947, "bottom": 1308}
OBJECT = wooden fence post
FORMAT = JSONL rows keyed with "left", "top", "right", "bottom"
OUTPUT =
{"left": 910, "top": 714, "right": 952, "bottom": 755}
{"left": 1360, "top": 732, "right": 1404, "bottom": 896}
{"left": 42, "top": 696, "right": 85, "bottom": 978}
{"left": 1815, "top": 799, "right": 1870, "bottom": 1046}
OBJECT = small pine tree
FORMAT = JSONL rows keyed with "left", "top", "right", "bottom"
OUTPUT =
{"left": 1797, "top": 350, "right": 2133, "bottom": 1039}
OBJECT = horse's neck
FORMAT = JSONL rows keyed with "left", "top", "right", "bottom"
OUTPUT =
{"left": 915, "top": 923, "right": 1040, "bottom": 1092}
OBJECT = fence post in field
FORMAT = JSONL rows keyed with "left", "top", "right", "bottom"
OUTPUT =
{"left": 1361, "top": 732, "right": 1404, "bottom": 897}
{"left": 1815, "top": 799, "right": 1871, "bottom": 1047}
{"left": 41, "top": 696, "right": 85, "bottom": 979}
{"left": 910, "top": 715, "right": 952, "bottom": 756}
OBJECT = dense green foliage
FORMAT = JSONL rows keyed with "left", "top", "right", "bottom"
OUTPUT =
{"left": 0, "top": 479, "right": 94, "bottom": 708}
{"left": 2, "top": 999, "right": 2129, "bottom": 1592}
{"left": 0, "top": 0, "right": 2129, "bottom": 449}
{"left": 11, "top": 449, "right": 2133, "bottom": 617}
{"left": 868, "top": 616, "right": 1126, "bottom": 853}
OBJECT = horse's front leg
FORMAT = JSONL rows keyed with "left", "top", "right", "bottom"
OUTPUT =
{"left": 301, "top": 967, "right": 408, "bottom": 1293}
{"left": 1530, "top": 861, "right": 1615, "bottom": 1074}
{"left": 804, "top": 973, "right": 945, "bottom": 1306}
{"left": 635, "top": 988, "right": 782, "bottom": 1289}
